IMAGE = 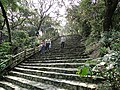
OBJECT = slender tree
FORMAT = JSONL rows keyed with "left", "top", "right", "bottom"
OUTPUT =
{"left": 0, "top": 1, "right": 12, "bottom": 45}
{"left": 28, "top": 0, "right": 57, "bottom": 33}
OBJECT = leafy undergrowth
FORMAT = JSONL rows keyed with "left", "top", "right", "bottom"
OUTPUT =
{"left": 77, "top": 51, "right": 120, "bottom": 90}
{"left": 0, "top": 42, "right": 11, "bottom": 71}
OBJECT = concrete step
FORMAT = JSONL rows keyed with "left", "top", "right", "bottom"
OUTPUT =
{"left": 49, "top": 46, "right": 84, "bottom": 50}
{"left": 13, "top": 67, "right": 105, "bottom": 83}
{"left": 40, "top": 53, "right": 87, "bottom": 58}
{"left": 42, "top": 52, "right": 86, "bottom": 55}
{"left": 25, "top": 58, "right": 92, "bottom": 63}
{"left": 0, "top": 87, "right": 6, "bottom": 90}
{"left": 0, "top": 81, "right": 28, "bottom": 90}
{"left": 33, "top": 51, "right": 88, "bottom": 59}
{"left": 17, "top": 65, "right": 78, "bottom": 74}
{"left": 37, "top": 46, "right": 85, "bottom": 52}
{"left": 38, "top": 56, "right": 87, "bottom": 60}
{"left": 35, "top": 51, "right": 86, "bottom": 57}
{"left": 4, "top": 75, "right": 65, "bottom": 90}
{"left": 48, "top": 46, "right": 85, "bottom": 52}
{"left": 20, "top": 62, "right": 96, "bottom": 68}
{"left": 52, "top": 40, "right": 83, "bottom": 43}
{"left": 43, "top": 50, "right": 85, "bottom": 54}
{"left": 32, "top": 56, "right": 89, "bottom": 60}
{"left": 8, "top": 71, "right": 98, "bottom": 90}
{"left": 51, "top": 45, "right": 84, "bottom": 48}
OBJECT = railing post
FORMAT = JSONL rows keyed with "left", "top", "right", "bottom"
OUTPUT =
{"left": 34, "top": 47, "right": 35, "bottom": 54}
{"left": 24, "top": 49, "right": 26, "bottom": 59}
{"left": 9, "top": 55, "right": 13, "bottom": 66}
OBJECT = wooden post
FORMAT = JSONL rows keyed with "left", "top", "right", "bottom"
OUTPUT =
{"left": 34, "top": 47, "right": 35, "bottom": 54}
{"left": 24, "top": 49, "right": 26, "bottom": 59}
{"left": 9, "top": 55, "right": 13, "bottom": 67}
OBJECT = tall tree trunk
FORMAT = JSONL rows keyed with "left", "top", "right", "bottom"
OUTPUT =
{"left": 103, "top": 0, "right": 119, "bottom": 31}
{"left": 37, "top": 20, "right": 43, "bottom": 32}
{"left": 103, "top": 0, "right": 119, "bottom": 48}
{"left": 0, "top": 31, "right": 2, "bottom": 44}
{"left": 0, "top": 1, "right": 12, "bottom": 45}
{"left": 37, "top": 16, "right": 46, "bottom": 33}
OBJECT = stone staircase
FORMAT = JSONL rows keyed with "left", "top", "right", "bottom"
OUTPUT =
{"left": 0, "top": 35, "right": 102, "bottom": 90}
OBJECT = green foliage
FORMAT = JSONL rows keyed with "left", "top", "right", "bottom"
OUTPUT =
{"left": 99, "top": 47, "right": 108, "bottom": 56}
{"left": 12, "top": 30, "right": 28, "bottom": 43}
{"left": 11, "top": 30, "right": 30, "bottom": 52}
{"left": 77, "top": 65, "right": 91, "bottom": 76}
{"left": 0, "top": 42, "right": 10, "bottom": 53}
{"left": 100, "top": 30, "right": 120, "bottom": 52}
{"left": 27, "top": 27, "right": 36, "bottom": 37}
{"left": 0, "top": 15, "right": 4, "bottom": 27}
{"left": 111, "top": 43, "right": 120, "bottom": 51}
{"left": 110, "top": 31, "right": 120, "bottom": 51}
{"left": 81, "top": 21, "right": 91, "bottom": 37}
{"left": 0, "top": 42, "right": 11, "bottom": 63}
{"left": 95, "top": 51, "right": 120, "bottom": 89}
{"left": 77, "top": 51, "right": 120, "bottom": 89}
{"left": 66, "top": 0, "right": 105, "bottom": 40}
{"left": 1, "top": 0, "right": 20, "bottom": 11}
{"left": 85, "top": 59, "right": 97, "bottom": 64}
{"left": 27, "top": 37, "right": 37, "bottom": 48}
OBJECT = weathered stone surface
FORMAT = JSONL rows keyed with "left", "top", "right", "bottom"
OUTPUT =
{"left": 8, "top": 71, "right": 97, "bottom": 90}
{"left": 0, "top": 35, "right": 101, "bottom": 90}
{"left": 0, "top": 87, "right": 6, "bottom": 90}
{"left": 0, "top": 81, "right": 28, "bottom": 90}
{"left": 5, "top": 75, "right": 65, "bottom": 90}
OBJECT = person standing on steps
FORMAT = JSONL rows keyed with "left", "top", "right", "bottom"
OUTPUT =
{"left": 48, "top": 39, "right": 51, "bottom": 49}
{"left": 40, "top": 40, "right": 46, "bottom": 54}
{"left": 60, "top": 36, "right": 66, "bottom": 48}
{"left": 45, "top": 39, "right": 51, "bottom": 50}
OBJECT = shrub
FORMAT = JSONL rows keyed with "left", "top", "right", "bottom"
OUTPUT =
{"left": 77, "top": 51, "right": 120, "bottom": 89}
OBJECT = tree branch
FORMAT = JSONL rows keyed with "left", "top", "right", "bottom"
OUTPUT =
{"left": 11, "top": 18, "right": 26, "bottom": 29}
{"left": 0, "top": 19, "right": 5, "bottom": 30}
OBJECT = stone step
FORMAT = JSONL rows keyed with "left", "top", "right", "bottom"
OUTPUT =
{"left": 17, "top": 65, "right": 78, "bottom": 74}
{"left": 53, "top": 38, "right": 81, "bottom": 41}
{"left": 51, "top": 44, "right": 84, "bottom": 47}
{"left": 40, "top": 53, "right": 87, "bottom": 58}
{"left": 32, "top": 56, "right": 89, "bottom": 60}
{"left": 51, "top": 45, "right": 84, "bottom": 48}
{"left": 0, "top": 81, "right": 28, "bottom": 90}
{"left": 13, "top": 67, "right": 105, "bottom": 83}
{"left": 4, "top": 75, "right": 65, "bottom": 90}
{"left": 20, "top": 62, "right": 96, "bottom": 68}
{"left": 38, "top": 55, "right": 87, "bottom": 59}
{"left": 35, "top": 53, "right": 86, "bottom": 58}
{"left": 49, "top": 46, "right": 84, "bottom": 50}
{"left": 43, "top": 49, "right": 85, "bottom": 54}
{"left": 39, "top": 55, "right": 88, "bottom": 58}
{"left": 53, "top": 41, "right": 82, "bottom": 43}
{"left": 50, "top": 47, "right": 84, "bottom": 52}
{"left": 44, "top": 50, "right": 85, "bottom": 54}
{"left": 41, "top": 45, "right": 84, "bottom": 50}
{"left": 8, "top": 71, "right": 98, "bottom": 90}
{"left": 52, "top": 41, "right": 82, "bottom": 44}
{"left": 48, "top": 48, "right": 85, "bottom": 53}
{"left": 0, "top": 87, "right": 6, "bottom": 90}
{"left": 36, "top": 51, "right": 86, "bottom": 54}
{"left": 25, "top": 58, "right": 92, "bottom": 63}
{"left": 33, "top": 51, "right": 88, "bottom": 58}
